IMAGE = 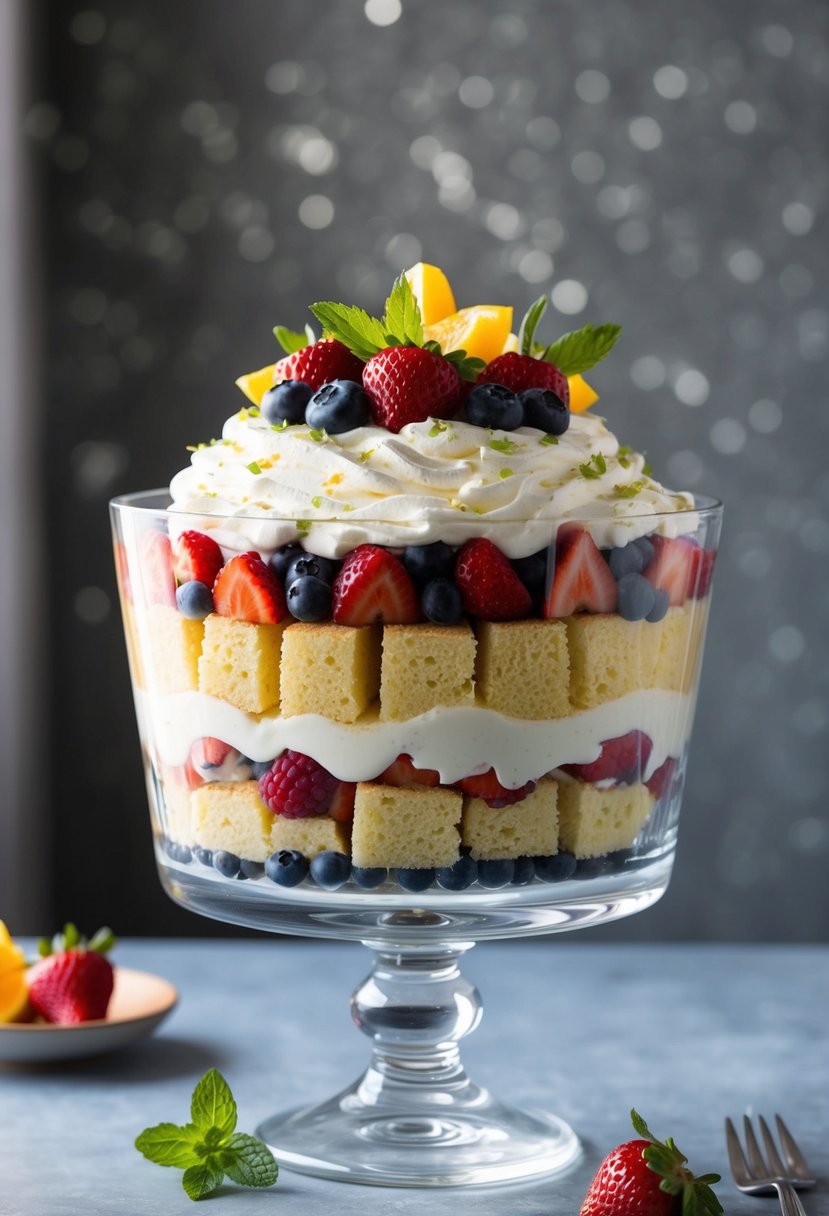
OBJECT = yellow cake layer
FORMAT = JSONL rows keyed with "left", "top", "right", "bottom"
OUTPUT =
{"left": 475, "top": 619, "right": 570, "bottom": 719}
{"left": 462, "top": 778, "right": 559, "bottom": 859}
{"left": 281, "top": 622, "right": 380, "bottom": 723}
{"left": 557, "top": 781, "right": 654, "bottom": 858}
{"left": 198, "top": 615, "right": 283, "bottom": 713}
{"left": 351, "top": 782, "right": 462, "bottom": 869}
{"left": 380, "top": 624, "right": 476, "bottom": 720}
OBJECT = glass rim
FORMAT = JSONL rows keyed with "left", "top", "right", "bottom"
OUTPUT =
{"left": 110, "top": 488, "right": 723, "bottom": 522}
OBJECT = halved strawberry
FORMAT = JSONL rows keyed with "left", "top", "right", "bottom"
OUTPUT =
{"left": 191, "top": 737, "right": 234, "bottom": 769}
{"left": 642, "top": 536, "right": 697, "bottom": 607}
{"left": 562, "top": 731, "right": 653, "bottom": 785}
{"left": 174, "top": 530, "right": 224, "bottom": 587}
{"left": 363, "top": 345, "right": 461, "bottom": 433}
{"left": 114, "top": 542, "right": 133, "bottom": 603}
{"left": 455, "top": 538, "right": 532, "bottom": 620}
{"left": 457, "top": 769, "right": 536, "bottom": 808}
{"left": 328, "top": 781, "right": 357, "bottom": 823}
{"left": 687, "top": 545, "right": 717, "bottom": 599}
{"left": 544, "top": 525, "right": 617, "bottom": 618}
{"left": 273, "top": 338, "right": 364, "bottom": 390}
{"left": 137, "top": 530, "right": 176, "bottom": 607}
{"left": 378, "top": 754, "right": 441, "bottom": 787}
{"left": 479, "top": 352, "right": 570, "bottom": 406}
{"left": 213, "top": 552, "right": 287, "bottom": 624}
{"left": 331, "top": 545, "right": 419, "bottom": 625}
{"left": 646, "top": 756, "right": 680, "bottom": 800}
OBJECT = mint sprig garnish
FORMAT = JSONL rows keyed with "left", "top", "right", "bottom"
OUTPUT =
{"left": 273, "top": 322, "right": 315, "bottom": 355}
{"left": 309, "top": 300, "right": 388, "bottom": 361}
{"left": 135, "top": 1069, "right": 278, "bottom": 1202}
{"left": 543, "top": 322, "right": 622, "bottom": 375}
{"left": 518, "top": 294, "right": 548, "bottom": 355}
{"left": 382, "top": 273, "right": 424, "bottom": 346}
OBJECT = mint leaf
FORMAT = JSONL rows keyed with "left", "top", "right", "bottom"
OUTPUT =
{"left": 309, "top": 301, "right": 386, "bottom": 361}
{"left": 222, "top": 1134, "right": 279, "bottom": 1188}
{"left": 544, "top": 323, "right": 622, "bottom": 375}
{"left": 518, "top": 295, "right": 547, "bottom": 356}
{"left": 135, "top": 1123, "right": 203, "bottom": 1169}
{"left": 382, "top": 275, "right": 424, "bottom": 346}
{"left": 273, "top": 325, "right": 308, "bottom": 355}
{"left": 182, "top": 1164, "right": 225, "bottom": 1202}
{"left": 191, "top": 1069, "right": 237, "bottom": 1139}
{"left": 441, "top": 347, "right": 486, "bottom": 382}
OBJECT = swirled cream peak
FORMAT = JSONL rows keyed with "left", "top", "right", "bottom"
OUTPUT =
{"left": 168, "top": 408, "right": 695, "bottom": 558}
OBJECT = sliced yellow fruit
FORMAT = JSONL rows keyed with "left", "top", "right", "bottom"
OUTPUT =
{"left": 0, "top": 923, "right": 29, "bottom": 1024}
{"left": 404, "top": 262, "right": 457, "bottom": 326}
{"left": 568, "top": 374, "right": 599, "bottom": 413}
{"left": 425, "top": 305, "right": 514, "bottom": 366}
{"left": 235, "top": 363, "right": 276, "bottom": 406}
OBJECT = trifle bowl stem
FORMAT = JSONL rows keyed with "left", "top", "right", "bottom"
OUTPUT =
{"left": 257, "top": 916, "right": 579, "bottom": 1186}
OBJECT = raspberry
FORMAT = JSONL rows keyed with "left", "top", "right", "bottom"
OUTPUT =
{"left": 258, "top": 751, "right": 339, "bottom": 819}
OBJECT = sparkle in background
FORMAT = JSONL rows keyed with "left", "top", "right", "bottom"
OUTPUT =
{"left": 32, "top": 0, "right": 829, "bottom": 938}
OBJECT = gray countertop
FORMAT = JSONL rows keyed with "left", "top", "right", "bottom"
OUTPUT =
{"left": 2, "top": 940, "right": 827, "bottom": 1214}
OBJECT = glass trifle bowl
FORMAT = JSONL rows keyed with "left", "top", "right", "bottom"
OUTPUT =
{"left": 110, "top": 490, "right": 721, "bottom": 1187}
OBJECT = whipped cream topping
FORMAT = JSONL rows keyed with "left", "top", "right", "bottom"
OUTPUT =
{"left": 169, "top": 409, "right": 696, "bottom": 559}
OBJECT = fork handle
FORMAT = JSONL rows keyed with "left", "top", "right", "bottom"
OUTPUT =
{"left": 775, "top": 1182, "right": 809, "bottom": 1216}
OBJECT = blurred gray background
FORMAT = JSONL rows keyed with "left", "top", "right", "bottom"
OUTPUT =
{"left": 6, "top": 0, "right": 827, "bottom": 939}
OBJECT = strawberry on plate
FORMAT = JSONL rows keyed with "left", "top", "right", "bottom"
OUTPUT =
{"left": 363, "top": 345, "right": 461, "bottom": 433}
{"left": 455, "top": 538, "right": 533, "bottom": 621}
{"left": 27, "top": 924, "right": 116, "bottom": 1025}
{"left": 579, "top": 1109, "right": 722, "bottom": 1216}
{"left": 174, "top": 530, "right": 224, "bottom": 588}
{"left": 332, "top": 544, "right": 419, "bottom": 626}
{"left": 479, "top": 351, "right": 570, "bottom": 405}
{"left": 457, "top": 769, "right": 536, "bottom": 808}
{"left": 273, "top": 338, "right": 364, "bottom": 390}
{"left": 213, "top": 553, "right": 287, "bottom": 624}
{"left": 137, "top": 530, "right": 177, "bottom": 608}
{"left": 562, "top": 731, "right": 653, "bottom": 786}
{"left": 378, "top": 754, "right": 441, "bottom": 787}
{"left": 544, "top": 525, "right": 618, "bottom": 618}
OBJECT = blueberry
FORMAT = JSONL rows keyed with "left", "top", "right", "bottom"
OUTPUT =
{"left": 265, "top": 849, "right": 309, "bottom": 888}
{"left": 176, "top": 580, "right": 214, "bottom": 619}
{"left": 271, "top": 542, "right": 304, "bottom": 583}
{"left": 261, "top": 379, "right": 313, "bottom": 425}
{"left": 465, "top": 382, "right": 524, "bottom": 431}
{"left": 617, "top": 572, "right": 657, "bottom": 622}
{"left": 193, "top": 846, "right": 213, "bottom": 867}
{"left": 403, "top": 541, "right": 456, "bottom": 586}
{"left": 213, "top": 850, "right": 241, "bottom": 878}
{"left": 436, "top": 855, "right": 478, "bottom": 891}
{"left": 574, "top": 854, "right": 614, "bottom": 879}
{"left": 608, "top": 542, "right": 647, "bottom": 580}
{"left": 511, "top": 550, "right": 548, "bottom": 599}
{"left": 286, "top": 574, "right": 332, "bottom": 622}
{"left": 477, "top": 858, "right": 515, "bottom": 888}
{"left": 646, "top": 587, "right": 669, "bottom": 623}
{"left": 250, "top": 759, "right": 276, "bottom": 780}
{"left": 305, "top": 380, "right": 371, "bottom": 434}
{"left": 164, "top": 839, "right": 192, "bottom": 864}
{"left": 634, "top": 536, "right": 654, "bottom": 567}
{"left": 535, "top": 852, "right": 577, "bottom": 882}
{"left": 519, "top": 387, "right": 570, "bottom": 436}
{"left": 310, "top": 850, "right": 352, "bottom": 890}
{"left": 351, "top": 866, "right": 388, "bottom": 889}
{"left": 511, "top": 856, "right": 536, "bottom": 885}
{"left": 396, "top": 867, "right": 436, "bottom": 892}
{"left": 284, "top": 552, "right": 339, "bottom": 586}
{"left": 421, "top": 578, "right": 464, "bottom": 624}
{"left": 239, "top": 859, "right": 265, "bottom": 880}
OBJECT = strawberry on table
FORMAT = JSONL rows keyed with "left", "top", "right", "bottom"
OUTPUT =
{"left": 332, "top": 544, "right": 419, "bottom": 626}
{"left": 544, "top": 525, "right": 618, "bottom": 617}
{"left": 213, "top": 552, "right": 287, "bottom": 624}
{"left": 457, "top": 769, "right": 536, "bottom": 808}
{"left": 27, "top": 924, "right": 116, "bottom": 1025}
{"left": 579, "top": 1110, "right": 722, "bottom": 1216}
{"left": 455, "top": 538, "right": 533, "bottom": 620}
{"left": 174, "top": 530, "right": 224, "bottom": 588}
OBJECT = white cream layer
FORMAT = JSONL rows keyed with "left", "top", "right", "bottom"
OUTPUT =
{"left": 138, "top": 687, "right": 697, "bottom": 787}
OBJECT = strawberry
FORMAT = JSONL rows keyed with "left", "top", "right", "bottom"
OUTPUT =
{"left": 174, "top": 530, "right": 224, "bottom": 587}
{"left": 363, "top": 346, "right": 461, "bottom": 433}
{"left": 544, "top": 525, "right": 617, "bottom": 618}
{"left": 378, "top": 754, "right": 441, "bottom": 787}
{"left": 479, "top": 351, "right": 570, "bottom": 406}
{"left": 579, "top": 1110, "right": 722, "bottom": 1216}
{"left": 332, "top": 544, "right": 419, "bottom": 625}
{"left": 137, "top": 530, "right": 176, "bottom": 607}
{"left": 190, "top": 737, "right": 234, "bottom": 771}
{"left": 457, "top": 769, "right": 536, "bottom": 808}
{"left": 642, "top": 536, "right": 697, "bottom": 607}
{"left": 455, "top": 538, "right": 533, "bottom": 620}
{"left": 273, "top": 338, "right": 364, "bottom": 390}
{"left": 213, "top": 552, "right": 287, "bottom": 624}
{"left": 27, "top": 924, "right": 116, "bottom": 1025}
{"left": 328, "top": 781, "right": 357, "bottom": 823}
{"left": 687, "top": 545, "right": 717, "bottom": 599}
{"left": 114, "top": 541, "right": 133, "bottom": 603}
{"left": 562, "top": 731, "right": 653, "bottom": 786}
{"left": 259, "top": 751, "right": 339, "bottom": 819}
{"left": 646, "top": 756, "right": 680, "bottom": 800}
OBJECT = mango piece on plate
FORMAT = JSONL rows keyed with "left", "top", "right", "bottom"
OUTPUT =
{"left": 235, "top": 363, "right": 276, "bottom": 406}
{"left": 404, "top": 262, "right": 456, "bottom": 326}
{"left": 568, "top": 373, "right": 599, "bottom": 413}
{"left": 425, "top": 305, "right": 514, "bottom": 366}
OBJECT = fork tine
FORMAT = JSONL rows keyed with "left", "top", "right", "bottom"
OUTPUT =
{"left": 725, "top": 1117, "right": 751, "bottom": 1185}
{"left": 759, "top": 1116, "right": 786, "bottom": 1175}
{"left": 743, "top": 1115, "right": 768, "bottom": 1177}
{"left": 775, "top": 1115, "right": 811, "bottom": 1177}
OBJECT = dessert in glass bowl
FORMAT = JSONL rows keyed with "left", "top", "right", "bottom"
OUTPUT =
{"left": 111, "top": 264, "right": 721, "bottom": 1184}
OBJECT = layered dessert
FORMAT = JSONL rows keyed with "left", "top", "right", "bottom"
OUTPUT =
{"left": 114, "top": 264, "right": 717, "bottom": 894}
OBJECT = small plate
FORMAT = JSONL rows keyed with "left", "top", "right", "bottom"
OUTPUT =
{"left": 0, "top": 967, "right": 178, "bottom": 1063}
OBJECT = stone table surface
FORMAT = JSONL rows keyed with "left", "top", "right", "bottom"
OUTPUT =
{"left": 2, "top": 940, "right": 827, "bottom": 1215}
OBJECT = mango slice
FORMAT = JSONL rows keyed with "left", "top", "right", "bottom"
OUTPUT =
{"left": 568, "top": 374, "right": 599, "bottom": 413}
{"left": 404, "top": 262, "right": 457, "bottom": 327}
{"left": 425, "top": 305, "right": 514, "bottom": 366}
{"left": 235, "top": 363, "right": 276, "bottom": 406}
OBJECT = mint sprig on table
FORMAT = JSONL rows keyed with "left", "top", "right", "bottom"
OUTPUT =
{"left": 135, "top": 1069, "right": 278, "bottom": 1201}
{"left": 517, "top": 294, "right": 622, "bottom": 375}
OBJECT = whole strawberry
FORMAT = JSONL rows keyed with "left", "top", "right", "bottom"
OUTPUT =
{"left": 363, "top": 346, "right": 461, "bottom": 432}
{"left": 27, "top": 924, "right": 116, "bottom": 1025}
{"left": 479, "top": 350, "right": 570, "bottom": 405}
{"left": 580, "top": 1110, "right": 722, "bottom": 1216}
{"left": 273, "top": 338, "right": 364, "bottom": 390}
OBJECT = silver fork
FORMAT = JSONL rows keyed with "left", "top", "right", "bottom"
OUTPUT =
{"left": 725, "top": 1114, "right": 816, "bottom": 1216}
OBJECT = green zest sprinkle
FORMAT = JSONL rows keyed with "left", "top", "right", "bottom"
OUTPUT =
{"left": 499, "top": 467, "right": 514, "bottom": 479}
{"left": 271, "top": 419, "right": 290, "bottom": 432}
{"left": 489, "top": 437, "right": 517, "bottom": 454}
{"left": 308, "top": 428, "right": 325, "bottom": 443}
{"left": 311, "top": 496, "right": 323, "bottom": 508}
{"left": 135, "top": 1069, "right": 278, "bottom": 1203}
{"left": 343, "top": 503, "right": 354, "bottom": 511}
{"left": 617, "top": 444, "right": 633, "bottom": 468}
{"left": 246, "top": 461, "right": 262, "bottom": 475}
{"left": 359, "top": 449, "right": 374, "bottom": 462}
{"left": 579, "top": 452, "right": 607, "bottom": 480}
{"left": 539, "top": 433, "right": 559, "bottom": 446}
{"left": 643, "top": 460, "right": 654, "bottom": 477}
{"left": 428, "top": 419, "right": 455, "bottom": 439}
{"left": 296, "top": 519, "right": 311, "bottom": 534}
{"left": 614, "top": 481, "right": 646, "bottom": 498}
